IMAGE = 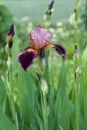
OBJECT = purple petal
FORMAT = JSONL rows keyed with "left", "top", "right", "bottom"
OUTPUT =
{"left": 7, "top": 24, "right": 14, "bottom": 36}
{"left": 54, "top": 44, "right": 66, "bottom": 60}
{"left": 18, "top": 49, "right": 37, "bottom": 71}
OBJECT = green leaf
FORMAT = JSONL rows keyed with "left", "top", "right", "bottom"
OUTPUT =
{"left": 0, "top": 76, "right": 6, "bottom": 105}
{"left": 12, "top": 27, "right": 19, "bottom": 77}
{"left": 17, "top": 67, "right": 36, "bottom": 128}
{"left": 0, "top": 106, "right": 17, "bottom": 130}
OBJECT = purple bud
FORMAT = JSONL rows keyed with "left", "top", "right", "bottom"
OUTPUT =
{"left": 7, "top": 24, "right": 14, "bottom": 36}
{"left": 48, "top": 0, "right": 54, "bottom": 10}
{"left": 45, "top": 0, "right": 55, "bottom": 16}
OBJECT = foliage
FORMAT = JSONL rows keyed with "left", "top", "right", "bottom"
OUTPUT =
{"left": 0, "top": 2, "right": 13, "bottom": 73}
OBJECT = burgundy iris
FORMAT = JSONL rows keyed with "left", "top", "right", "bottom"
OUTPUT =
{"left": 18, "top": 26, "right": 66, "bottom": 71}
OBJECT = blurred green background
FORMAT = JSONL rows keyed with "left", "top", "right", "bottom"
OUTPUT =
{"left": 3, "top": 0, "right": 75, "bottom": 24}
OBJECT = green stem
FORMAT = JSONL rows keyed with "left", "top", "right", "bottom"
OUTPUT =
{"left": 6, "top": 56, "right": 19, "bottom": 130}
{"left": 74, "top": 1, "right": 80, "bottom": 129}
{"left": 75, "top": 79, "right": 80, "bottom": 130}
{"left": 43, "top": 95, "right": 48, "bottom": 130}
{"left": 74, "top": 27, "right": 80, "bottom": 130}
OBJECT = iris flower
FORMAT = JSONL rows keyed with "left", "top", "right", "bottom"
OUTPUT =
{"left": 18, "top": 26, "right": 66, "bottom": 71}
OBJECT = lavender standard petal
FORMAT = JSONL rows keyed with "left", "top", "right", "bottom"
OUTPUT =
{"left": 30, "top": 26, "right": 51, "bottom": 50}
{"left": 18, "top": 49, "right": 36, "bottom": 71}
{"left": 54, "top": 44, "right": 66, "bottom": 60}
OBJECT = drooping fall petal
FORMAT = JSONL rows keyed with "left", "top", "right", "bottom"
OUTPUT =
{"left": 54, "top": 44, "right": 66, "bottom": 60}
{"left": 18, "top": 48, "right": 37, "bottom": 71}
{"left": 44, "top": 44, "right": 66, "bottom": 60}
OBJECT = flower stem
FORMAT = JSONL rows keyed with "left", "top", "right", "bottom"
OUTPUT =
{"left": 74, "top": 1, "right": 81, "bottom": 130}
{"left": 74, "top": 78, "right": 80, "bottom": 130}
{"left": 43, "top": 95, "right": 48, "bottom": 130}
